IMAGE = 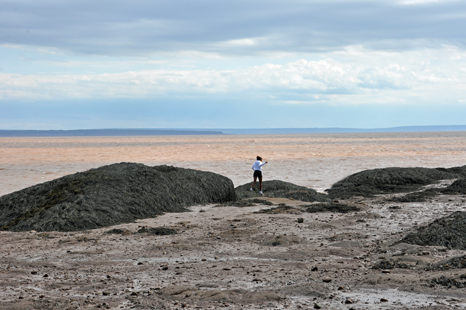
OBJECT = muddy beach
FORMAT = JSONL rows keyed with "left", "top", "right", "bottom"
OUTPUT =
{"left": 1, "top": 132, "right": 466, "bottom": 309}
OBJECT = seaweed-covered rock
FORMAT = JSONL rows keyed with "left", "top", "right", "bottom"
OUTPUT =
{"left": 431, "top": 276, "right": 466, "bottom": 288}
{"left": 388, "top": 188, "right": 440, "bottom": 203}
{"left": 429, "top": 255, "right": 466, "bottom": 271}
{"left": 0, "top": 163, "right": 236, "bottom": 232}
{"left": 372, "top": 259, "right": 410, "bottom": 270}
{"left": 327, "top": 167, "right": 457, "bottom": 199}
{"left": 305, "top": 203, "right": 360, "bottom": 213}
{"left": 400, "top": 211, "right": 466, "bottom": 250}
{"left": 442, "top": 178, "right": 466, "bottom": 194}
{"left": 137, "top": 226, "right": 177, "bottom": 235}
{"left": 235, "top": 180, "right": 329, "bottom": 202}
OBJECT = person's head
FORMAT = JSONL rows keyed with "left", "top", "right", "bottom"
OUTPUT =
{"left": 256, "top": 156, "right": 262, "bottom": 161}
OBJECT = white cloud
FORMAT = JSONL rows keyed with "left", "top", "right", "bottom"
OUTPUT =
{"left": 1, "top": 46, "right": 465, "bottom": 107}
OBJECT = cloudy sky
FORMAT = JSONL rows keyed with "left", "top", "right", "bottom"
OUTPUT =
{"left": 1, "top": 0, "right": 466, "bottom": 129}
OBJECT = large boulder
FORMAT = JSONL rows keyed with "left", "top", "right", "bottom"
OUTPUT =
{"left": 327, "top": 167, "right": 461, "bottom": 198}
{"left": 0, "top": 163, "right": 236, "bottom": 232}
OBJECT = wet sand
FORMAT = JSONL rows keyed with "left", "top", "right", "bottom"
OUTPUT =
{"left": 1, "top": 131, "right": 466, "bottom": 309}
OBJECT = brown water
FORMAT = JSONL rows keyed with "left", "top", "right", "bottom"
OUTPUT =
{"left": 1, "top": 131, "right": 465, "bottom": 196}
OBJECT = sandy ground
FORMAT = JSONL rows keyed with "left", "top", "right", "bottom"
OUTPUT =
{"left": 1, "top": 132, "right": 466, "bottom": 309}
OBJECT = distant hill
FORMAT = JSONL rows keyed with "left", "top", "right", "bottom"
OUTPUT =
{"left": 219, "top": 125, "right": 466, "bottom": 135}
{"left": 0, "top": 128, "right": 223, "bottom": 137}
{"left": 0, "top": 125, "right": 465, "bottom": 137}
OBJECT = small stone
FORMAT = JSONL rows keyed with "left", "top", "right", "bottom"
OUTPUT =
{"left": 380, "top": 298, "right": 388, "bottom": 302}
{"left": 102, "top": 291, "right": 111, "bottom": 296}
{"left": 314, "top": 302, "right": 322, "bottom": 309}
{"left": 43, "top": 274, "right": 49, "bottom": 278}
{"left": 130, "top": 292, "right": 138, "bottom": 296}
{"left": 322, "top": 278, "right": 332, "bottom": 283}
{"left": 297, "top": 218, "right": 304, "bottom": 223}
{"left": 338, "top": 286, "right": 344, "bottom": 290}
{"left": 382, "top": 269, "right": 391, "bottom": 274}
{"left": 31, "top": 271, "right": 37, "bottom": 275}
{"left": 161, "top": 266, "right": 169, "bottom": 270}
{"left": 311, "top": 266, "right": 318, "bottom": 271}
{"left": 138, "top": 262, "right": 143, "bottom": 265}
{"left": 345, "top": 298, "right": 354, "bottom": 304}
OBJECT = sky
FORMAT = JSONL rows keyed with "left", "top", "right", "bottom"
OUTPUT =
{"left": 1, "top": 0, "right": 466, "bottom": 129}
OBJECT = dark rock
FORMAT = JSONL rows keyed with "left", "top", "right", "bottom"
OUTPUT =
{"left": 136, "top": 226, "right": 177, "bottom": 235}
{"left": 305, "top": 203, "right": 360, "bottom": 213}
{"left": 0, "top": 163, "right": 236, "bottom": 232}
{"left": 400, "top": 211, "right": 466, "bottom": 250}
{"left": 372, "top": 259, "right": 410, "bottom": 270}
{"left": 442, "top": 178, "right": 466, "bottom": 194}
{"left": 235, "top": 180, "right": 329, "bottom": 202}
{"left": 327, "top": 167, "right": 460, "bottom": 199}
{"left": 388, "top": 188, "right": 439, "bottom": 203}
{"left": 254, "top": 205, "right": 300, "bottom": 214}
{"left": 106, "top": 228, "right": 132, "bottom": 235}
{"left": 431, "top": 276, "right": 466, "bottom": 288}
{"left": 429, "top": 255, "right": 466, "bottom": 271}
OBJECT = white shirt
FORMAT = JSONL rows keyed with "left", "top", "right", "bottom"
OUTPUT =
{"left": 252, "top": 160, "right": 267, "bottom": 171}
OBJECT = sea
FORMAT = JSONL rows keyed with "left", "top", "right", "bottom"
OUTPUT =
{"left": 1, "top": 131, "right": 465, "bottom": 196}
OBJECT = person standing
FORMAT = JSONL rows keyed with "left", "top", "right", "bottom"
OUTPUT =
{"left": 250, "top": 156, "right": 268, "bottom": 195}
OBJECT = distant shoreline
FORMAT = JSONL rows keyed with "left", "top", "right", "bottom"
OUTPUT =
{"left": 0, "top": 125, "right": 466, "bottom": 137}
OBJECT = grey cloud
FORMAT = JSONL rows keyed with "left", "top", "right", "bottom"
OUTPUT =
{"left": 1, "top": 0, "right": 465, "bottom": 56}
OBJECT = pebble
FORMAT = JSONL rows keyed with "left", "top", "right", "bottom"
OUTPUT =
{"left": 380, "top": 298, "right": 388, "bottom": 302}
{"left": 345, "top": 298, "right": 354, "bottom": 304}
{"left": 322, "top": 278, "right": 332, "bottom": 283}
{"left": 382, "top": 269, "right": 391, "bottom": 274}
{"left": 297, "top": 218, "right": 304, "bottom": 223}
{"left": 314, "top": 303, "right": 322, "bottom": 309}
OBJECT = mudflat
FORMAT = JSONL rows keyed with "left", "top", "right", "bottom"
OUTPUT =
{"left": 1, "top": 131, "right": 466, "bottom": 196}
{"left": 1, "top": 131, "right": 466, "bottom": 309}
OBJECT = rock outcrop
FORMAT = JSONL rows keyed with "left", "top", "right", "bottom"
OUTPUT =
{"left": 235, "top": 180, "right": 329, "bottom": 202}
{"left": 0, "top": 163, "right": 236, "bottom": 232}
{"left": 327, "top": 166, "right": 466, "bottom": 198}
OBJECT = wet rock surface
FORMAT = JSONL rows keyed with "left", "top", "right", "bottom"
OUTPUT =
{"left": 0, "top": 163, "right": 236, "bottom": 232}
